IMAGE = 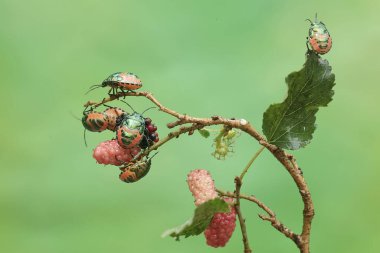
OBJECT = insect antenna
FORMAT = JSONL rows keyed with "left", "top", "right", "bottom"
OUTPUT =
{"left": 70, "top": 110, "right": 88, "bottom": 146}
{"left": 85, "top": 84, "right": 102, "bottom": 95}
{"left": 69, "top": 111, "right": 82, "bottom": 121}
{"left": 305, "top": 18, "right": 313, "bottom": 24}
{"left": 141, "top": 107, "right": 156, "bottom": 115}
{"left": 147, "top": 152, "right": 159, "bottom": 160}
{"left": 119, "top": 100, "right": 136, "bottom": 113}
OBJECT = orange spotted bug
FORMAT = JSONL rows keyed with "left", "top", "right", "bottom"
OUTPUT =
{"left": 81, "top": 109, "right": 109, "bottom": 146}
{"left": 87, "top": 72, "right": 142, "bottom": 95}
{"left": 306, "top": 14, "right": 332, "bottom": 55}
{"left": 119, "top": 154, "right": 157, "bottom": 183}
{"left": 103, "top": 106, "right": 127, "bottom": 131}
{"left": 82, "top": 111, "right": 109, "bottom": 132}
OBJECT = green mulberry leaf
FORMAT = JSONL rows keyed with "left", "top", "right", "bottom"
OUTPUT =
{"left": 262, "top": 52, "right": 335, "bottom": 150}
{"left": 162, "top": 198, "right": 229, "bottom": 240}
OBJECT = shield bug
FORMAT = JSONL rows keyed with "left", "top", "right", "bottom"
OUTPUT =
{"left": 119, "top": 154, "right": 157, "bottom": 183}
{"left": 116, "top": 104, "right": 156, "bottom": 149}
{"left": 116, "top": 112, "right": 146, "bottom": 149}
{"left": 87, "top": 72, "right": 142, "bottom": 95}
{"left": 306, "top": 14, "right": 332, "bottom": 55}
{"left": 103, "top": 107, "right": 127, "bottom": 131}
{"left": 82, "top": 109, "right": 109, "bottom": 146}
{"left": 82, "top": 111, "right": 109, "bottom": 132}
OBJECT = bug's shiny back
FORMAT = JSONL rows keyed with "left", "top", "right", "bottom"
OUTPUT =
{"left": 307, "top": 15, "right": 332, "bottom": 55}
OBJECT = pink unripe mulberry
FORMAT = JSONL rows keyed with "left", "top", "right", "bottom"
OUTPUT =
{"left": 204, "top": 198, "right": 236, "bottom": 248}
{"left": 93, "top": 140, "right": 141, "bottom": 166}
{"left": 187, "top": 169, "right": 218, "bottom": 206}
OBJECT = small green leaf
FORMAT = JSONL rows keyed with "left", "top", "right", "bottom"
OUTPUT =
{"left": 198, "top": 129, "right": 210, "bottom": 138}
{"left": 262, "top": 52, "right": 335, "bottom": 150}
{"left": 162, "top": 198, "right": 229, "bottom": 240}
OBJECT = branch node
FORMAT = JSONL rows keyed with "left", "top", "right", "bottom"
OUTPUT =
{"left": 234, "top": 176, "right": 242, "bottom": 187}
{"left": 239, "top": 118, "right": 248, "bottom": 125}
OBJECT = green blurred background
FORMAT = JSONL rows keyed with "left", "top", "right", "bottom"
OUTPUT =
{"left": 1, "top": 0, "right": 379, "bottom": 252}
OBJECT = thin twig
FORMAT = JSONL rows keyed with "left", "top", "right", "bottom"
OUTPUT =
{"left": 234, "top": 177, "right": 252, "bottom": 253}
{"left": 258, "top": 215, "right": 300, "bottom": 245}
{"left": 217, "top": 189, "right": 301, "bottom": 246}
{"left": 217, "top": 189, "right": 275, "bottom": 219}
{"left": 239, "top": 146, "right": 265, "bottom": 180}
{"left": 134, "top": 123, "right": 205, "bottom": 160}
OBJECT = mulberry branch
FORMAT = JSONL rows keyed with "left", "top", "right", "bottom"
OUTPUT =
{"left": 84, "top": 91, "right": 314, "bottom": 253}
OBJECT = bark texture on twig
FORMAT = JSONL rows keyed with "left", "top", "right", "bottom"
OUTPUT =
{"left": 234, "top": 177, "right": 252, "bottom": 253}
{"left": 216, "top": 189, "right": 300, "bottom": 246}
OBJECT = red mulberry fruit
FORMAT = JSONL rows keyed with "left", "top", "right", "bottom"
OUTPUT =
{"left": 93, "top": 140, "right": 140, "bottom": 166}
{"left": 204, "top": 198, "right": 236, "bottom": 247}
{"left": 187, "top": 169, "right": 218, "bottom": 206}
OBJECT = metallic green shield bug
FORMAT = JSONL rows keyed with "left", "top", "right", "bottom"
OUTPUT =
{"left": 116, "top": 112, "right": 146, "bottom": 149}
{"left": 306, "top": 14, "right": 332, "bottom": 55}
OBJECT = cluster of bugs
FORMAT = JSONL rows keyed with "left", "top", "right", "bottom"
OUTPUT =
{"left": 82, "top": 105, "right": 159, "bottom": 149}
{"left": 82, "top": 72, "right": 159, "bottom": 183}
{"left": 306, "top": 14, "right": 332, "bottom": 55}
